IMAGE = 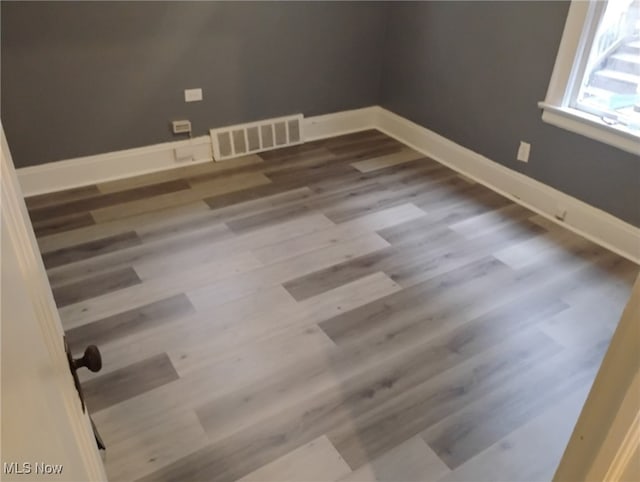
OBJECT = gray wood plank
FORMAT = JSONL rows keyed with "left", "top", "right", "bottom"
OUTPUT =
{"left": 65, "top": 294, "right": 195, "bottom": 351}
{"left": 29, "top": 179, "right": 192, "bottom": 223}
{"left": 52, "top": 267, "right": 141, "bottom": 308}
{"left": 25, "top": 184, "right": 101, "bottom": 210}
{"left": 422, "top": 341, "right": 607, "bottom": 469}
{"left": 82, "top": 353, "right": 179, "bottom": 413}
{"left": 42, "top": 231, "right": 142, "bottom": 269}
{"left": 33, "top": 211, "right": 95, "bottom": 237}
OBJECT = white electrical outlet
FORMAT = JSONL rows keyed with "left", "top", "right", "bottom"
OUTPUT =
{"left": 517, "top": 141, "right": 531, "bottom": 163}
{"left": 184, "top": 88, "right": 203, "bottom": 102}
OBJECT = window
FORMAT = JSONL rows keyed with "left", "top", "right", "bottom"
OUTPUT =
{"left": 540, "top": 0, "right": 640, "bottom": 154}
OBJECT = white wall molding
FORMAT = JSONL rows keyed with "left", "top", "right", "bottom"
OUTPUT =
{"left": 17, "top": 136, "right": 213, "bottom": 196}
{"left": 302, "top": 106, "right": 378, "bottom": 141}
{"left": 16, "top": 107, "right": 378, "bottom": 197}
{"left": 374, "top": 106, "right": 640, "bottom": 264}
{"left": 14, "top": 105, "right": 639, "bottom": 263}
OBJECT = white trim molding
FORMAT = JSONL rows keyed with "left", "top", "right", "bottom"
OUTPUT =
{"left": 16, "top": 107, "right": 379, "bottom": 197}
{"left": 539, "top": 0, "right": 640, "bottom": 154}
{"left": 374, "top": 106, "right": 640, "bottom": 264}
{"left": 18, "top": 136, "right": 214, "bottom": 197}
{"left": 14, "top": 105, "right": 640, "bottom": 263}
{"left": 540, "top": 103, "right": 640, "bottom": 155}
{"left": 554, "top": 274, "right": 640, "bottom": 482}
{"left": 302, "top": 106, "right": 378, "bottom": 141}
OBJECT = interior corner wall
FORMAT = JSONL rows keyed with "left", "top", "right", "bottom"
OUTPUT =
{"left": 1, "top": 1, "right": 389, "bottom": 168}
{"left": 380, "top": 1, "right": 640, "bottom": 227}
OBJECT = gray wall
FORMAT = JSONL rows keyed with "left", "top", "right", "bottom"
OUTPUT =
{"left": 381, "top": 1, "right": 640, "bottom": 227}
{"left": 1, "top": 1, "right": 388, "bottom": 167}
{"left": 3, "top": 1, "right": 638, "bottom": 226}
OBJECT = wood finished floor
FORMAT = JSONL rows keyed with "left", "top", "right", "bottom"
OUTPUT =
{"left": 27, "top": 130, "right": 639, "bottom": 482}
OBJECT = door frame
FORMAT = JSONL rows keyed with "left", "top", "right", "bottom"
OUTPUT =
{"left": 1, "top": 124, "right": 106, "bottom": 480}
{"left": 554, "top": 274, "right": 640, "bottom": 481}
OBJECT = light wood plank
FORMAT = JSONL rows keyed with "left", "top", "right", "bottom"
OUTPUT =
{"left": 133, "top": 213, "right": 333, "bottom": 280}
{"left": 91, "top": 173, "right": 271, "bottom": 223}
{"left": 58, "top": 251, "right": 263, "bottom": 329}
{"left": 83, "top": 353, "right": 179, "bottom": 413}
{"left": 101, "top": 409, "right": 208, "bottom": 482}
{"left": 437, "top": 387, "right": 590, "bottom": 482}
{"left": 339, "top": 436, "right": 450, "bottom": 482}
{"left": 239, "top": 436, "right": 351, "bottom": 482}
{"left": 351, "top": 149, "right": 424, "bottom": 173}
{"left": 36, "top": 201, "right": 211, "bottom": 253}
{"left": 252, "top": 203, "right": 426, "bottom": 265}
{"left": 186, "top": 233, "right": 391, "bottom": 311}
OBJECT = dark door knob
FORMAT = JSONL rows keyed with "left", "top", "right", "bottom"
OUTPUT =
{"left": 72, "top": 345, "right": 102, "bottom": 372}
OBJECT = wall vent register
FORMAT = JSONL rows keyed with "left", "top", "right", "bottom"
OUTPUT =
{"left": 210, "top": 114, "right": 303, "bottom": 161}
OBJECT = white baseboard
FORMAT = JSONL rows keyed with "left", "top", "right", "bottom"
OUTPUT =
{"left": 16, "top": 107, "right": 378, "bottom": 197}
{"left": 302, "top": 106, "right": 378, "bottom": 141}
{"left": 16, "top": 105, "right": 639, "bottom": 263}
{"left": 374, "top": 106, "right": 640, "bottom": 264}
{"left": 17, "top": 136, "right": 213, "bottom": 197}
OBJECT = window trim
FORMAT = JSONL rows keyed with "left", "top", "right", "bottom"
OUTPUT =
{"left": 539, "top": 0, "right": 639, "bottom": 155}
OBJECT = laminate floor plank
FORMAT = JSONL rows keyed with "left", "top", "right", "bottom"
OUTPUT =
{"left": 188, "top": 172, "right": 272, "bottom": 195}
{"left": 139, "top": 330, "right": 559, "bottom": 482}
{"left": 143, "top": 187, "right": 314, "bottom": 243}
{"left": 226, "top": 203, "right": 313, "bottom": 234}
{"left": 180, "top": 273, "right": 401, "bottom": 384}
{"left": 101, "top": 409, "right": 208, "bottom": 482}
{"left": 238, "top": 435, "right": 351, "bottom": 482}
{"left": 327, "top": 330, "right": 560, "bottom": 470}
{"left": 58, "top": 251, "right": 263, "bottom": 329}
{"left": 185, "top": 233, "right": 391, "bottom": 312}
{"left": 65, "top": 293, "right": 195, "bottom": 353}
{"left": 25, "top": 184, "right": 101, "bottom": 210}
{"left": 83, "top": 353, "right": 179, "bottom": 413}
{"left": 46, "top": 221, "right": 234, "bottom": 287}
{"left": 252, "top": 203, "right": 426, "bottom": 265}
{"left": 30, "top": 179, "right": 191, "bottom": 223}
{"left": 339, "top": 435, "right": 450, "bottom": 482}
{"left": 36, "top": 201, "right": 212, "bottom": 253}
{"left": 42, "top": 231, "right": 143, "bottom": 269}
{"left": 52, "top": 266, "right": 141, "bottom": 308}
{"left": 195, "top": 290, "right": 564, "bottom": 460}
{"left": 90, "top": 173, "right": 271, "bottom": 223}
{"left": 77, "top": 286, "right": 296, "bottom": 382}
{"left": 436, "top": 387, "right": 591, "bottom": 482}
{"left": 351, "top": 148, "right": 425, "bottom": 173}
{"left": 133, "top": 213, "right": 333, "bottom": 280}
{"left": 32, "top": 211, "right": 96, "bottom": 237}
{"left": 24, "top": 130, "right": 636, "bottom": 482}
{"left": 421, "top": 342, "right": 605, "bottom": 469}
{"left": 87, "top": 188, "right": 207, "bottom": 224}
{"left": 262, "top": 148, "right": 338, "bottom": 175}
{"left": 282, "top": 222, "right": 494, "bottom": 301}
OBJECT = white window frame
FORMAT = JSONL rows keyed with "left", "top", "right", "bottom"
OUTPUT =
{"left": 539, "top": 0, "right": 640, "bottom": 155}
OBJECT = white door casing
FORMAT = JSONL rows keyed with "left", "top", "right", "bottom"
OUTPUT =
{"left": 0, "top": 124, "right": 107, "bottom": 481}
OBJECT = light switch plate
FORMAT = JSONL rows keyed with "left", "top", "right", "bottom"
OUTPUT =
{"left": 184, "top": 88, "right": 203, "bottom": 102}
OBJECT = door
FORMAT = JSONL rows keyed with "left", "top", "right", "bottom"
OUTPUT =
{"left": 1, "top": 124, "right": 107, "bottom": 481}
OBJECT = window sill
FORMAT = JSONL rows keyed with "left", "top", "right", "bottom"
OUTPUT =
{"left": 538, "top": 102, "right": 639, "bottom": 155}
